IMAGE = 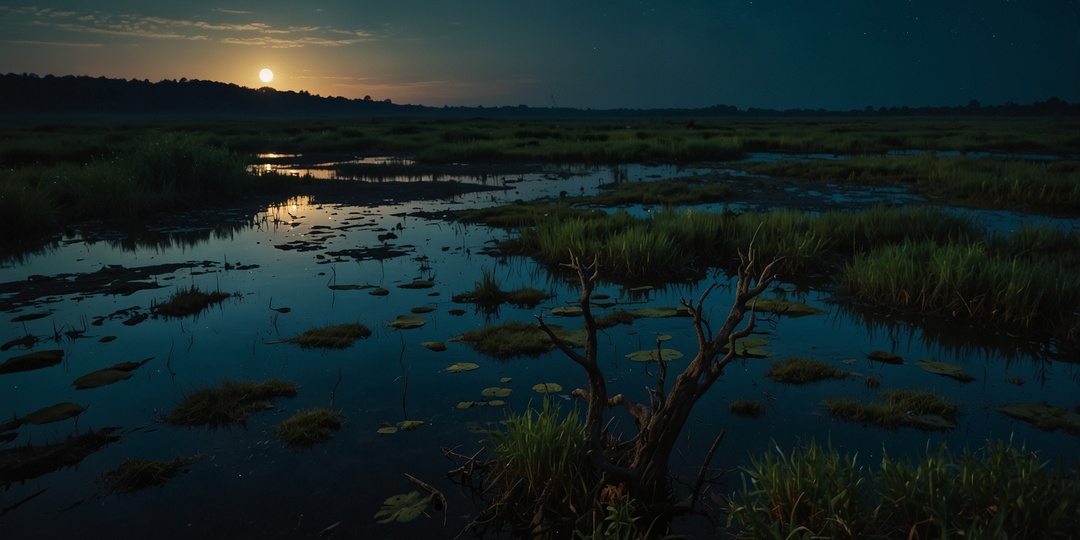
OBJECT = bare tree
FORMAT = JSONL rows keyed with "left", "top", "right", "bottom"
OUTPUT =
{"left": 534, "top": 239, "right": 781, "bottom": 512}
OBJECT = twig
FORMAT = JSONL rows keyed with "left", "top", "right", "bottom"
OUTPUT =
{"left": 405, "top": 473, "right": 448, "bottom": 525}
{"left": 691, "top": 430, "right": 725, "bottom": 510}
{"left": 329, "top": 367, "right": 342, "bottom": 407}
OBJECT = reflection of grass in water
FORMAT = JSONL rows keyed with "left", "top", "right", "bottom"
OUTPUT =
{"left": 100, "top": 457, "right": 193, "bottom": 495}
{"left": 275, "top": 409, "right": 342, "bottom": 447}
{"left": 765, "top": 357, "right": 851, "bottom": 384}
{"left": 152, "top": 285, "right": 232, "bottom": 318}
{"left": 281, "top": 322, "right": 372, "bottom": 349}
{"left": 823, "top": 389, "right": 959, "bottom": 429}
{"left": 165, "top": 379, "right": 297, "bottom": 427}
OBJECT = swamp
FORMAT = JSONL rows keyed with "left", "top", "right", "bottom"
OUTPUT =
{"left": 1, "top": 117, "right": 1079, "bottom": 538}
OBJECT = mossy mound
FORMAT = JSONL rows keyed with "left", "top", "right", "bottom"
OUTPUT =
{"left": 453, "top": 321, "right": 555, "bottom": 359}
{"left": 275, "top": 409, "right": 342, "bottom": 447}
{"left": 275, "top": 323, "right": 371, "bottom": 349}
{"left": 165, "top": 379, "right": 298, "bottom": 427}
{"left": 765, "top": 357, "right": 851, "bottom": 384}
{"left": 100, "top": 457, "right": 193, "bottom": 495}
{"left": 729, "top": 399, "right": 765, "bottom": 418}
{"left": 152, "top": 286, "right": 231, "bottom": 318}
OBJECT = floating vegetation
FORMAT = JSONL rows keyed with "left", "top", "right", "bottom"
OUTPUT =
{"left": 151, "top": 285, "right": 231, "bottom": 318}
{"left": 1, "top": 402, "right": 86, "bottom": 433}
{"left": 532, "top": 383, "right": 563, "bottom": 393}
{"left": 864, "top": 376, "right": 882, "bottom": 389}
{"left": 270, "top": 322, "right": 371, "bottom": 349}
{"left": 328, "top": 284, "right": 376, "bottom": 291}
{"left": 594, "top": 310, "right": 637, "bottom": 329}
{"left": 388, "top": 315, "right": 425, "bottom": 329}
{"left": 100, "top": 457, "right": 194, "bottom": 495}
{"left": 411, "top": 306, "right": 435, "bottom": 314}
{"left": 398, "top": 280, "right": 435, "bottom": 289}
{"left": 275, "top": 409, "right": 342, "bottom": 447}
{"left": 824, "top": 389, "right": 960, "bottom": 430}
{"left": 453, "top": 321, "right": 555, "bottom": 359}
{"left": 0, "top": 349, "right": 63, "bottom": 375}
{"left": 723, "top": 336, "right": 775, "bottom": 358}
{"left": 0, "top": 428, "right": 119, "bottom": 487}
{"left": 550, "top": 306, "right": 582, "bottom": 317}
{"left": 421, "top": 341, "right": 447, "bottom": 352}
{"left": 374, "top": 490, "right": 431, "bottom": 524}
{"left": 452, "top": 270, "right": 552, "bottom": 308}
{"left": 99, "top": 335, "right": 116, "bottom": 343}
{"left": 625, "top": 348, "right": 684, "bottom": 362}
{"left": 867, "top": 350, "right": 904, "bottom": 364}
{"left": 376, "top": 424, "right": 398, "bottom": 434}
{"left": 997, "top": 403, "right": 1080, "bottom": 435}
{"left": 10, "top": 312, "right": 50, "bottom": 323}
{"left": 729, "top": 400, "right": 765, "bottom": 418}
{"left": 916, "top": 358, "right": 975, "bottom": 382}
{"left": 445, "top": 362, "right": 479, "bottom": 373}
{"left": 370, "top": 288, "right": 390, "bottom": 296}
{"left": 630, "top": 306, "right": 691, "bottom": 318}
{"left": 72, "top": 357, "right": 152, "bottom": 389}
{"left": 398, "top": 420, "right": 424, "bottom": 431}
{"left": 482, "top": 387, "right": 513, "bottom": 398}
{"left": 748, "top": 298, "right": 827, "bottom": 317}
{"left": 500, "top": 377, "right": 512, "bottom": 383}
{"left": 765, "top": 357, "right": 851, "bottom": 384}
{"left": 165, "top": 379, "right": 297, "bottom": 427}
{"left": 457, "top": 401, "right": 487, "bottom": 409}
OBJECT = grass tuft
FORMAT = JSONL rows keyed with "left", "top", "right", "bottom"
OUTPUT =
{"left": 165, "top": 379, "right": 298, "bottom": 427}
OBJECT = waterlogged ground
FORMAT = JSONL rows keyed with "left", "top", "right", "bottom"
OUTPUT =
{"left": 1, "top": 159, "right": 1078, "bottom": 539}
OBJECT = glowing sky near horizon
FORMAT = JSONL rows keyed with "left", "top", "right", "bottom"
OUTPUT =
{"left": 0, "top": 1, "right": 1077, "bottom": 110}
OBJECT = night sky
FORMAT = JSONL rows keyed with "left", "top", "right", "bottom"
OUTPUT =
{"left": 2, "top": 1, "right": 1077, "bottom": 110}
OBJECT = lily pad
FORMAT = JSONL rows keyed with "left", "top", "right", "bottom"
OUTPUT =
{"left": 481, "top": 387, "right": 513, "bottom": 398}
{"left": 867, "top": 350, "right": 904, "bottom": 364}
{"left": 375, "top": 491, "right": 430, "bottom": 524}
{"left": 329, "top": 284, "right": 376, "bottom": 291}
{"left": 73, "top": 369, "right": 133, "bottom": 389}
{"left": 445, "top": 362, "right": 479, "bottom": 373}
{"left": 457, "top": 401, "right": 486, "bottom": 409}
{"left": 398, "top": 420, "right": 424, "bottom": 431}
{"left": 488, "top": 400, "right": 506, "bottom": 407}
{"left": 421, "top": 342, "right": 447, "bottom": 352}
{"left": 388, "top": 315, "right": 425, "bottom": 329}
{"left": 499, "top": 377, "right": 512, "bottom": 383}
{"left": 369, "top": 288, "right": 390, "bottom": 296}
{"left": 550, "top": 306, "right": 582, "bottom": 317}
{"left": 723, "top": 337, "right": 773, "bottom": 357}
{"left": 24, "top": 402, "right": 86, "bottom": 425}
{"left": 410, "top": 306, "right": 436, "bottom": 314}
{"left": 377, "top": 425, "right": 399, "bottom": 434}
{"left": 0, "top": 350, "right": 64, "bottom": 375}
{"left": 625, "top": 348, "right": 684, "bottom": 362}
{"left": 841, "top": 358, "right": 859, "bottom": 365}
{"left": 747, "top": 298, "right": 826, "bottom": 317}
{"left": 915, "top": 358, "right": 964, "bottom": 375}
{"left": 532, "top": 383, "right": 563, "bottom": 393}
{"left": 398, "top": 280, "right": 435, "bottom": 289}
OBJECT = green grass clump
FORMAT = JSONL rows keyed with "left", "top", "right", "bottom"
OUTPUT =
{"left": 451, "top": 269, "right": 552, "bottom": 308}
{"left": 100, "top": 457, "right": 193, "bottom": 495}
{"left": 729, "top": 400, "right": 765, "bottom": 418}
{"left": 282, "top": 322, "right": 372, "bottom": 349}
{"left": 727, "top": 438, "right": 1080, "bottom": 539}
{"left": 589, "top": 177, "right": 730, "bottom": 206}
{"left": 165, "top": 379, "right": 298, "bottom": 427}
{"left": 765, "top": 357, "right": 851, "bottom": 384}
{"left": 275, "top": 409, "right": 342, "bottom": 447}
{"left": 152, "top": 285, "right": 231, "bottom": 318}
{"left": 594, "top": 310, "right": 638, "bottom": 329}
{"left": 453, "top": 321, "right": 555, "bottom": 359}
{"left": 823, "top": 389, "right": 960, "bottom": 429}
{"left": 484, "top": 399, "right": 597, "bottom": 535}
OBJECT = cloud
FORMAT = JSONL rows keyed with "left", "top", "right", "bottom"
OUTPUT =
{"left": 6, "top": 6, "right": 377, "bottom": 47}
{"left": 1, "top": 39, "right": 104, "bottom": 47}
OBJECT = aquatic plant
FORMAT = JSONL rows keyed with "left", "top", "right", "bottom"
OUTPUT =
{"left": 823, "top": 389, "right": 959, "bottom": 430}
{"left": 764, "top": 357, "right": 851, "bottom": 384}
{"left": 100, "top": 457, "right": 193, "bottom": 495}
{"left": 451, "top": 269, "right": 552, "bottom": 308}
{"left": 728, "top": 400, "right": 765, "bottom": 418}
{"left": 275, "top": 409, "right": 342, "bottom": 447}
{"left": 453, "top": 321, "right": 556, "bottom": 359}
{"left": 273, "top": 322, "right": 372, "bottom": 349}
{"left": 165, "top": 379, "right": 298, "bottom": 427}
{"left": 151, "top": 285, "right": 231, "bottom": 318}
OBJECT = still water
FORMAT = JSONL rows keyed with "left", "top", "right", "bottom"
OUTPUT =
{"left": 1, "top": 161, "right": 1077, "bottom": 539}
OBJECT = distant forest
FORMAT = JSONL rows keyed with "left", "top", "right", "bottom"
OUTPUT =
{"left": 2, "top": 73, "right": 1077, "bottom": 119}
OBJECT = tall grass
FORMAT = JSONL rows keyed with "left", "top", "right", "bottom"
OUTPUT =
{"left": 727, "top": 439, "right": 1080, "bottom": 539}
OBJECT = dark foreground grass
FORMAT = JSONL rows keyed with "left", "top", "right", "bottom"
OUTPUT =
{"left": 727, "top": 438, "right": 1080, "bottom": 539}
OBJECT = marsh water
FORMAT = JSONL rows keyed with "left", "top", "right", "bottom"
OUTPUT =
{"left": 2, "top": 158, "right": 1078, "bottom": 539}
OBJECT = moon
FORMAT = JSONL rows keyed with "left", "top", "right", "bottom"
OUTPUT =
{"left": 259, "top": 68, "right": 274, "bottom": 83}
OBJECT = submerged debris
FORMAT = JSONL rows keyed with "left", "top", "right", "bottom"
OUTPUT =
{"left": 165, "top": 379, "right": 298, "bottom": 427}
{"left": 0, "top": 349, "right": 64, "bottom": 375}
